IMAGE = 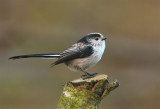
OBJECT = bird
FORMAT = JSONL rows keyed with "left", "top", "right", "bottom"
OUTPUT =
{"left": 9, "top": 32, "right": 106, "bottom": 79}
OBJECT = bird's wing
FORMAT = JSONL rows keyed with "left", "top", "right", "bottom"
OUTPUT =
{"left": 51, "top": 45, "right": 93, "bottom": 66}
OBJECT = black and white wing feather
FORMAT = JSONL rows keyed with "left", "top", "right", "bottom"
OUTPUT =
{"left": 51, "top": 45, "right": 94, "bottom": 66}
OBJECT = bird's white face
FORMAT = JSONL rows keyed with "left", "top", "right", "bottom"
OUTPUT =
{"left": 88, "top": 33, "right": 106, "bottom": 47}
{"left": 88, "top": 33, "right": 106, "bottom": 63}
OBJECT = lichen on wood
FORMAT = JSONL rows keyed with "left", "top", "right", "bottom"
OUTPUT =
{"left": 57, "top": 74, "right": 120, "bottom": 109}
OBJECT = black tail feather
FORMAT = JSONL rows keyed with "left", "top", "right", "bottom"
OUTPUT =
{"left": 9, "top": 53, "right": 60, "bottom": 60}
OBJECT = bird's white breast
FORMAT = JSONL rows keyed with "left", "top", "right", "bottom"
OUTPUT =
{"left": 65, "top": 41, "right": 105, "bottom": 71}
{"left": 91, "top": 41, "right": 105, "bottom": 66}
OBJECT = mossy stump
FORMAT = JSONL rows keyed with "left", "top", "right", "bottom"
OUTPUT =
{"left": 57, "top": 74, "right": 119, "bottom": 109}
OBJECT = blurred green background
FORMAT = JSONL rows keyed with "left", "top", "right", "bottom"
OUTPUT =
{"left": 0, "top": 0, "right": 160, "bottom": 109}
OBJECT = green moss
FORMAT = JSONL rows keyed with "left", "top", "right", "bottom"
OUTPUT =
{"left": 94, "top": 80, "right": 105, "bottom": 89}
{"left": 57, "top": 74, "right": 119, "bottom": 109}
{"left": 57, "top": 83, "right": 100, "bottom": 109}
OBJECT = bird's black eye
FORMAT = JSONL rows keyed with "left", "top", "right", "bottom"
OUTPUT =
{"left": 95, "top": 37, "right": 99, "bottom": 41}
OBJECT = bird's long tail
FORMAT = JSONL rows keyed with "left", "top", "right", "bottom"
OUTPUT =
{"left": 9, "top": 53, "right": 61, "bottom": 60}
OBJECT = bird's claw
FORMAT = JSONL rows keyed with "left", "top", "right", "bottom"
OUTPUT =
{"left": 81, "top": 72, "right": 98, "bottom": 80}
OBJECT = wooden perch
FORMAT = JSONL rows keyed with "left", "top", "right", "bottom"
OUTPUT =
{"left": 57, "top": 74, "right": 120, "bottom": 109}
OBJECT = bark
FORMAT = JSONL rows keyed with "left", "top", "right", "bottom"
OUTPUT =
{"left": 57, "top": 74, "right": 120, "bottom": 109}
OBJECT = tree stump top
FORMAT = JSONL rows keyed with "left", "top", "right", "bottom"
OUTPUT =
{"left": 71, "top": 74, "right": 108, "bottom": 83}
{"left": 57, "top": 74, "right": 120, "bottom": 109}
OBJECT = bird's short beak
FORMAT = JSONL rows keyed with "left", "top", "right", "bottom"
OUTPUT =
{"left": 102, "top": 37, "right": 107, "bottom": 40}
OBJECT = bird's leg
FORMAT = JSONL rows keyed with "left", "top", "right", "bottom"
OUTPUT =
{"left": 80, "top": 69, "right": 98, "bottom": 80}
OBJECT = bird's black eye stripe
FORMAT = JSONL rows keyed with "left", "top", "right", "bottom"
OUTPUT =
{"left": 95, "top": 37, "right": 99, "bottom": 40}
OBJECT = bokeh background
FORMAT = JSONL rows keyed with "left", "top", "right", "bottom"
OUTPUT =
{"left": 0, "top": 0, "right": 160, "bottom": 109}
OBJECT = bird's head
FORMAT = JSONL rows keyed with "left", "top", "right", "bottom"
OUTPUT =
{"left": 77, "top": 32, "right": 106, "bottom": 46}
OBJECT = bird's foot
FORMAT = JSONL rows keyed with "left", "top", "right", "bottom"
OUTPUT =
{"left": 81, "top": 72, "right": 98, "bottom": 80}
